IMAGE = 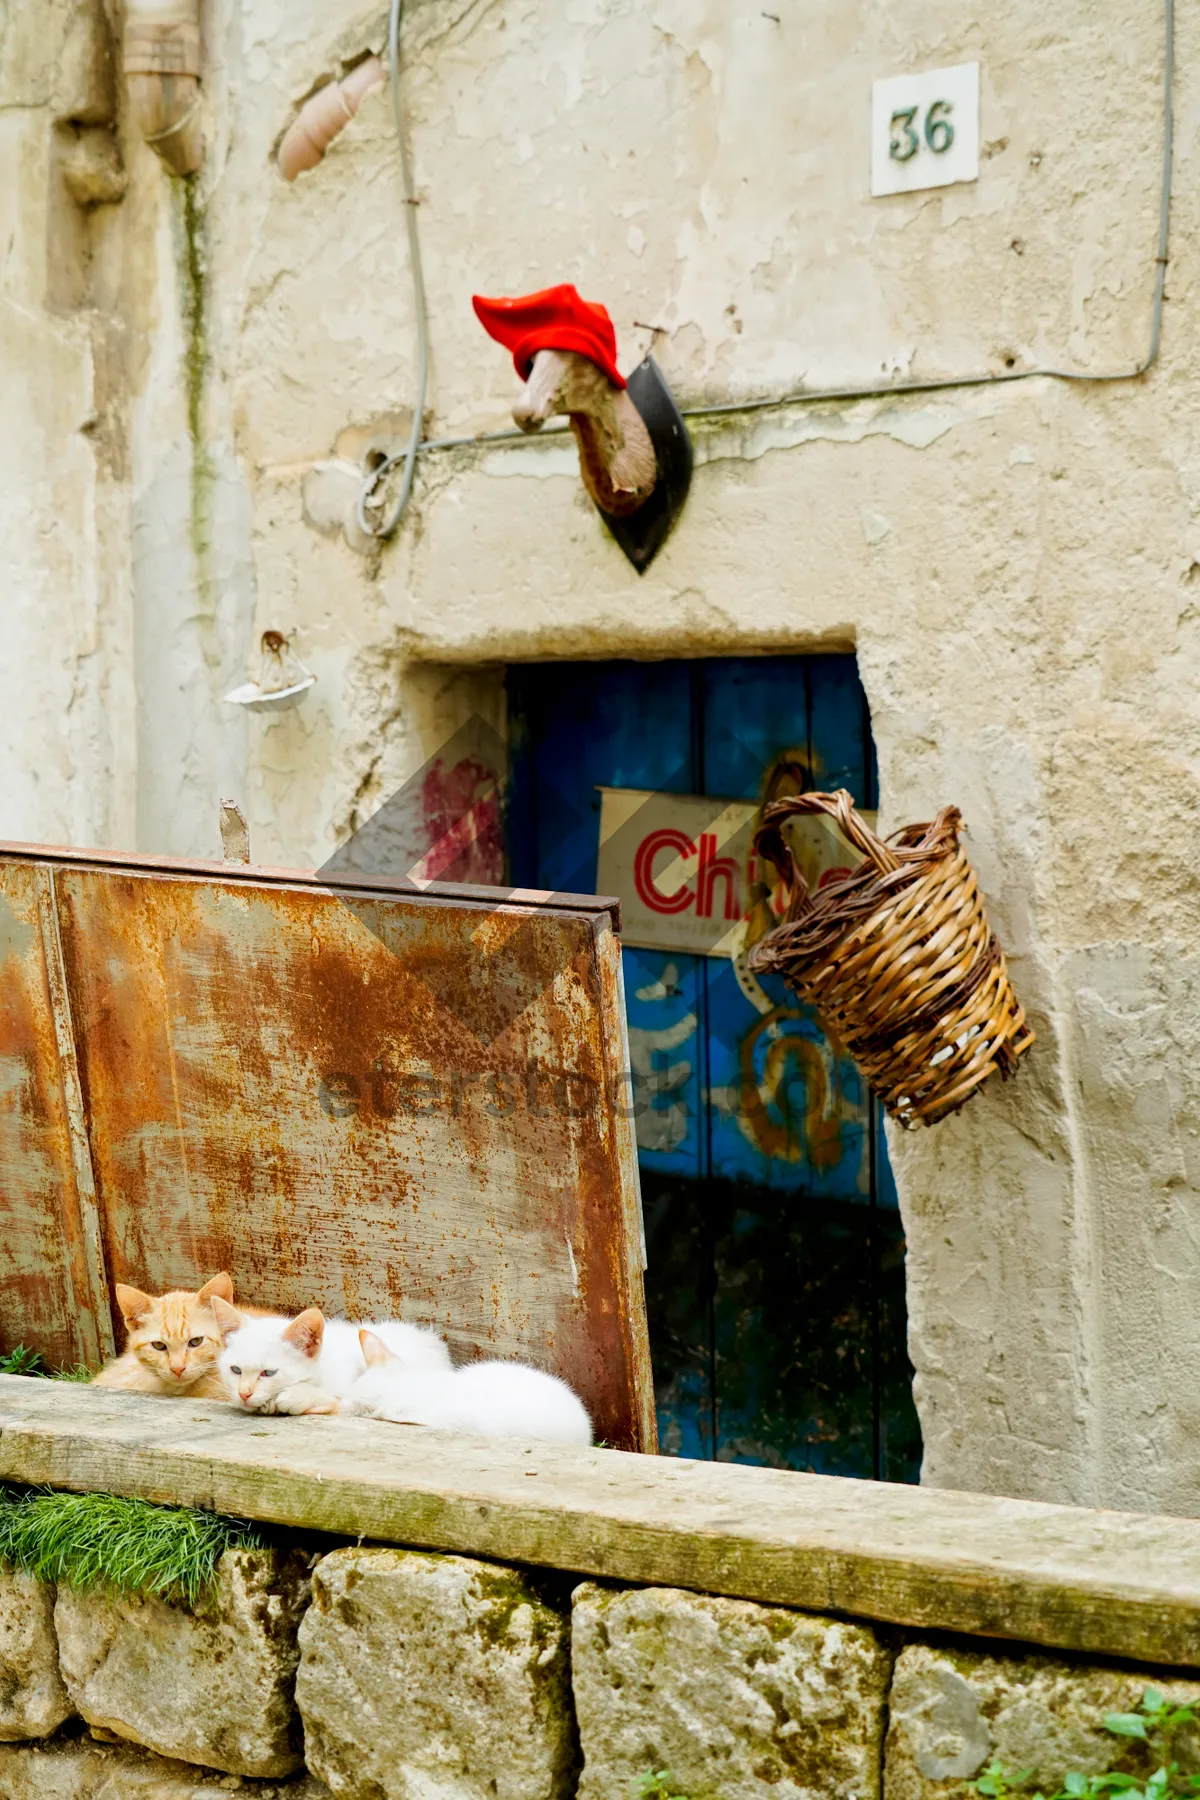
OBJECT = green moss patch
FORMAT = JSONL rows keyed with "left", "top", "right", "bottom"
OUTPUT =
{"left": 0, "top": 1486, "right": 265, "bottom": 1607}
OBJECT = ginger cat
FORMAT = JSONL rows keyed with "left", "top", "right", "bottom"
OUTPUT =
{"left": 92, "top": 1273, "right": 261, "bottom": 1401}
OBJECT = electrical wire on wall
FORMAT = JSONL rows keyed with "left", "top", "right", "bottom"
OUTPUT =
{"left": 355, "top": 0, "right": 429, "bottom": 541}
{"left": 358, "top": 0, "right": 1174, "bottom": 537}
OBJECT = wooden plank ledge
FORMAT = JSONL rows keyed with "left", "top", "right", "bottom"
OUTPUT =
{"left": 0, "top": 1376, "right": 1196, "bottom": 1668}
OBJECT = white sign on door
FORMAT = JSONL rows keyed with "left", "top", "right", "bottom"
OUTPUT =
{"left": 870, "top": 62, "right": 979, "bottom": 197}
{"left": 596, "top": 787, "right": 874, "bottom": 959}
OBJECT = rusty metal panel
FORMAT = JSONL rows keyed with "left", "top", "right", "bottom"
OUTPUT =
{"left": 0, "top": 845, "right": 654, "bottom": 1451}
{"left": 0, "top": 866, "right": 110, "bottom": 1368}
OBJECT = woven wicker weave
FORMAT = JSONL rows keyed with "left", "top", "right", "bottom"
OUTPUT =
{"left": 748, "top": 789, "right": 1033, "bottom": 1128}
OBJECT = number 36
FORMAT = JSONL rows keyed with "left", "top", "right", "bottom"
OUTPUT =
{"left": 890, "top": 99, "right": 954, "bottom": 163}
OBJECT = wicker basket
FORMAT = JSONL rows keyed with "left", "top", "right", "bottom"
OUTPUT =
{"left": 748, "top": 789, "right": 1033, "bottom": 1128}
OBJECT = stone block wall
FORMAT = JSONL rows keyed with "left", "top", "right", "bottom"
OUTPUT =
{"left": 571, "top": 1584, "right": 890, "bottom": 1800}
{"left": 0, "top": 1549, "right": 1196, "bottom": 1799}
{"left": 54, "top": 1547, "right": 311, "bottom": 1777}
{"left": 296, "top": 1549, "right": 575, "bottom": 1800}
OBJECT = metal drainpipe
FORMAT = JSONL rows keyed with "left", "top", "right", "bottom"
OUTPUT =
{"left": 124, "top": 0, "right": 204, "bottom": 175}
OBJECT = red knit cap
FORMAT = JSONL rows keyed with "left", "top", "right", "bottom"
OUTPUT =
{"left": 472, "top": 284, "right": 626, "bottom": 389}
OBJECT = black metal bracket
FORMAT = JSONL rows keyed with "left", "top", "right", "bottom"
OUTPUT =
{"left": 602, "top": 356, "right": 693, "bottom": 574}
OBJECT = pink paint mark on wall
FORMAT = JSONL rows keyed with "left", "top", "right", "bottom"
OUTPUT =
{"left": 412, "top": 757, "right": 506, "bottom": 887}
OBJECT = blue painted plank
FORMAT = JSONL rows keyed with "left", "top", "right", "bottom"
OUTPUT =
{"left": 641, "top": 1170, "right": 714, "bottom": 1461}
{"left": 622, "top": 946, "right": 704, "bottom": 1180}
{"left": 711, "top": 1190, "right": 878, "bottom": 1476}
{"left": 698, "top": 658, "right": 869, "bottom": 1197}
{"left": 702, "top": 956, "right": 870, "bottom": 1196}
{"left": 505, "top": 661, "right": 694, "bottom": 896}
{"left": 623, "top": 944, "right": 708, "bottom": 1454}
{"left": 699, "top": 657, "right": 811, "bottom": 800}
{"left": 807, "top": 653, "right": 868, "bottom": 800}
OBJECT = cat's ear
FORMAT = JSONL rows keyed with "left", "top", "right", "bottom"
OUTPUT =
{"left": 358, "top": 1329, "right": 392, "bottom": 1369}
{"left": 114, "top": 1285, "right": 153, "bottom": 1327}
{"left": 209, "top": 1296, "right": 244, "bottom": 1341}
{"left": 197, "top": 1273, "right": 233, "bottom": 1305}
{"left": 283, "top": 1309, "right": 324, "bottom": 1359}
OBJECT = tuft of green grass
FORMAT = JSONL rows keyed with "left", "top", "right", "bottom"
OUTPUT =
{"left": 0, "top": 1486, "right": 266, "bottom": 1607}
{"left": 0, "top": 1345, "right": 97, "bottom": 1381}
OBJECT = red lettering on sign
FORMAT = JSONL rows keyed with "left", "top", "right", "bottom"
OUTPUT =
{"left": 695, "top": 833, "right": 742, "bottom": 920}
{"left": 633, "top": 828, "right": 696, "bottom": 914}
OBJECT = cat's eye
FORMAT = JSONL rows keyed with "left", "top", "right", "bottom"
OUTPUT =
{"left": 151, "top": 1340, "right": 167, "bottom": 1351}
{"left": 261, "top": 1369, "right": 277, "bottom": 1378}
{"left": 229, "top": 1365, "right": 241, "bottom": 1375}
{"left": 187, "top": 1337, "right": 203, "bottom": 1348}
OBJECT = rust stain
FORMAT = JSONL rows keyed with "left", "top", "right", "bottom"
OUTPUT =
{"left": 34, "top": 869, "right": 112, "bottom": 1362}
{"left": 0, "top": 848, "right": 651, "bottom": 1448}
{"left": 0, "top": 869, "right": 98, "bottom": 1368}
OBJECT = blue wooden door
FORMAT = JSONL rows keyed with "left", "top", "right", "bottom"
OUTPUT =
{"left": 506, "top": 656, "right": 920, "bottom": 1481}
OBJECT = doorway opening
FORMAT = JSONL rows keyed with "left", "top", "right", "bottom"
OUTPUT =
{"left": 505, "top": 654, "right": 921, "bottom": 1480}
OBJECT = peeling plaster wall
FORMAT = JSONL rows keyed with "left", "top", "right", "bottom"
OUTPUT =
{"left": 0, "top": 0, "right": 137, "bottom": 850}
{"left": 5, "top": 0, "right": 1200, "bottom": 1513}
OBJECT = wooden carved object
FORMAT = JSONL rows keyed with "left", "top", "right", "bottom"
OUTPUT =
{"left": 511, "top": 348, "right": 657, "bottom": 517}
{"left": 473, "top": 284, "right": 692, "bottom": 570}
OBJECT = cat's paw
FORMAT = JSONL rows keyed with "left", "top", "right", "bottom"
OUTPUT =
{"left": 273, "top": 1383, "right": 339, "bottom": 1416}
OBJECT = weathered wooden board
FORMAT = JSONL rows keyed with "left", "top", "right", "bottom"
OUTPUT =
{"left": 0, "top": 845, "right": 652, "bottom": 1450}
{"left": 1, "top": 1377, "right": 1198, "bottom": 1669}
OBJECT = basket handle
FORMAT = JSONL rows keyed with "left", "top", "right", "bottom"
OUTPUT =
{"left": 752, "top": 788, "right": 900, "bottom": 916}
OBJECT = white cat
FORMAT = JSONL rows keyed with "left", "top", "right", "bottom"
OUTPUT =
{"left": 343, "top": 1329, "right": 593, "bottom": 1445}
{"left": 211, "top": 1299, "right": 451, "bottom": 1415}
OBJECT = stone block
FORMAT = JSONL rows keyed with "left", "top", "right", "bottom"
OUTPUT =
{"left": 884, "top": 1643, "right": 1200, "bottom": 1797}
{"left": 0, "top": 1731, "right": 333, "bottom": 1796}
{"left": 0, "top": 1567, "right": 74, "bottom": 1741}
{"left": 571, "top": 1582, "right": 890, "bottom": 1800}
{"left": 53, "top": 1548, "right": 311, "bottom": 1777}
{"left": 296, "top": 1546, "right": 574, "bottom": 1800}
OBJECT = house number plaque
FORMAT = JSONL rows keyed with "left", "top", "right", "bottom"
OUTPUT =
{"left": 870, "top": 61, "right": 980, "bottom": 197}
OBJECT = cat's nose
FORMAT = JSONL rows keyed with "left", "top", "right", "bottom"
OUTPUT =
{"left": 238, "top": 1384, "right": 255, "bottom": 1403}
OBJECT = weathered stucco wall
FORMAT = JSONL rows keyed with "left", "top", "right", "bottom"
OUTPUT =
{"left": 5, "top": 0, "right": 1200, "bottom": 1512}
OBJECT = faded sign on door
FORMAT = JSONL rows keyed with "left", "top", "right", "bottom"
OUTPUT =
{"left": 596, "top": 787, "right": 874, "bottom": 957}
